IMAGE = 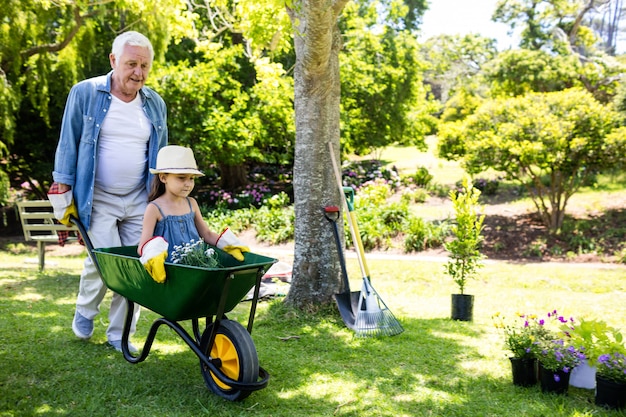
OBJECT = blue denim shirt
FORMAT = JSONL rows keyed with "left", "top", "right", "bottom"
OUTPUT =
{"left": 52, "top": 71, "right": 168, "bottom": 230}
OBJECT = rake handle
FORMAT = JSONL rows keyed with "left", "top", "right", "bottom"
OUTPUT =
{"left": 328, "top": 142, "right": 370, "bottom": 280}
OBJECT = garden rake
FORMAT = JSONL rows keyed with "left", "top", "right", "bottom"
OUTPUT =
{"left": 328, "top": 143, "right": 404, "bottom": 337}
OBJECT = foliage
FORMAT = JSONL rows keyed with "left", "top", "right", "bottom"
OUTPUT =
{"left": 341, "top": 160, "right": 401, "bottom": 190}
{"left": 338, "top": 1, "right": 435, "bottom": 156}
{"left": 0, "top": 0, "right": 190, "bottom": 197}
{"left": 483, "top": 49, "right": 582, "bottom": 97}
{"left": 420, "top": 33, "right": 497, "bottom": 104}
{"left": 596, "top": 352, "right": 626, "bottom": 384}
{"left": 492, "top": 311, "right": 554, "bottom": 359}
{"left": 438, "top": 88, "right": 626, "bottom": 233}
{"left": 153, "top": 52, "right": 295, "bottom": 184}
{"left": 521, "top": 310, "right": 586, "bottom": 374}
{"left": 403, "top": 217, "right": 449, "bottom": 252}
{"left": 444, "top": 176, "right": 485, "bottom": 294}
{"left": 400, "top": 187, "right": 429, "bottom": 204}
{"left": 535, "top": 338, "right": 585, "bottom": 373}
{"left": 401, "top": 166, "right": 433, "bottom": 188}
{"left": 252, "top": 204, "right": 295, "bottom": 245}
{"left": 561, "top": 318, "right": 625, "bottom": 366}
{"left": 170, "top": 239, "right": 221, "bottom": 268}
{"left": 482, "top": 48, "right": 623, "bottom": 104}
{"left": 493, "top": 0, "right": 598, "bottom": 53}
{"left": 472, "top": 177, "right": 500, "bottom": 196}
{"left": 350, "top": 180, "right": 406, "bottom": 250}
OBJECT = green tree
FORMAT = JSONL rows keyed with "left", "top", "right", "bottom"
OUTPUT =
{"left": 0, "top": 0, "right": 192, "bottom": 198}
{"left": 339, "top": 0, "right": 435, "bottom": 156}
{"left": 152, "top": 0, "right": 295, "bottom": 189}
{"left": 483, "top": 48, "right": 622, "bottom": 103}
{"left": 420, "top": 34, "right": 498, "bottom": 104}
{"left": 438, "top": 88, "right": 625, "bottom": 232}
{"left": 154, "top": 50, "right": 294, "bottom": 189}
{"left": 444, "top": 176, "right": 485, "bottom": 295}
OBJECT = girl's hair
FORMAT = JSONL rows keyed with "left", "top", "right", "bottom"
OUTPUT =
{"left": 148, "top": 174, "right": 166, "bottom": 201}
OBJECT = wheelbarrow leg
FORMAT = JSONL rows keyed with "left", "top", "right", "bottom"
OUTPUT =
{"left": 245, "top": 268, "right": 266, "bottom": 334}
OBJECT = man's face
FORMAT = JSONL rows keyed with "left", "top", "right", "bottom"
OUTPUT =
{"left": 110, "top": 44, "right": 151, "bottom": 98}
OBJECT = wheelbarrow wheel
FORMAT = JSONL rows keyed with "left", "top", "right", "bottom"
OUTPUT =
{"left": 199, "top": 319, "right": 259, "bottom": 401}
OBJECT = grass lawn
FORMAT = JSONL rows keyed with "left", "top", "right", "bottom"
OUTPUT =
{"left": 376, "top": 138, "right": 466, "bottom": 185}
{"left": 1, "top": 248, "right": 625, "bottom": 417}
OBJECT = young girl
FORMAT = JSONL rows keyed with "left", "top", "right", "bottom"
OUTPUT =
{"left": 138, "top": 146, "right": 248, "bottom": 281}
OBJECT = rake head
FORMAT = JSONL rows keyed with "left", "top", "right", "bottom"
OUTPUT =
{"left": 354, "top": 278, "right": 404, "bottom": 338}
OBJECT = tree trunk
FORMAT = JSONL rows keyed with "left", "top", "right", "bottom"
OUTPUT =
{"left": 218, "top": 163, "right": 248, "bottom": 190}
{"left": 285, "top": 0, "right": 349, "bottom": 310}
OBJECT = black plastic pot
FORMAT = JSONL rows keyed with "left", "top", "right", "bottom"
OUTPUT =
{"left": 451, "top": 294, "right": 474, "bottom": 321}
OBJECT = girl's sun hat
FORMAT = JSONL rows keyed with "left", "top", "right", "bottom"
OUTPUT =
{"left": 149, "top": 145, "right": 204, "bottom": 176}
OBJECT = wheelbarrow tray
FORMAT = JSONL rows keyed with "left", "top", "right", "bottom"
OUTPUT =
{"left": 93, "top": 246, "right": 276, "bottom": 322}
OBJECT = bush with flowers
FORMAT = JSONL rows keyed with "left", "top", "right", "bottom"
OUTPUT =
{"left": 492, "top": 311, "right": 553, "bottom": 359}
{"left": 526, "top": 310, "right": 585, "bottom": 376}
{"left": 170, "top": 239, "right": 221, "bottom": 268}
{"left": 596, "top": 352, "right": 626, "bottom": 384}
{"left": 534, "top": 338, "right": 585, "bottom": 374}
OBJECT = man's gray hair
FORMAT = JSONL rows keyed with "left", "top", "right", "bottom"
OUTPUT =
{"left": 111, "top": 31, "right": 154, "bottom": 64}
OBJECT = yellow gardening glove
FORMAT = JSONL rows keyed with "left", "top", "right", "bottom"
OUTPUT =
{"left": 47, "top": 183, "right": 79, "bottom": 226}
{"left": 216, "top": 228, "right": 249, "bottom": 262}
{"left": 139, "top": 237, "right": 169, "bottom": 283}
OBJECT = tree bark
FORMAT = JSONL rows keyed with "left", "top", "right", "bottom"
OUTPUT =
{"left": 218, "top": 163, "right": 248, "bottom": 190}
{"left": 285, "top": 0, "right": 349, "bottom": 310}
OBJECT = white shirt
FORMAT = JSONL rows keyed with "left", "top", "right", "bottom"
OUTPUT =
{"left": 95, "top": 94, "right": 151, "bottom": 194}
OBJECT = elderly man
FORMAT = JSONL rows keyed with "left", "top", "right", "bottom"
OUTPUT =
{"left": 52, "top": 31, "right": 168, "bottom": 352}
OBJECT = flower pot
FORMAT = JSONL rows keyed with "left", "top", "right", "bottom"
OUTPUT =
{"left": 595, "top": 375, "right": 626, "bottom": 410}
{"left": 569, "top": 359, "right": 596, "bottom": 389}
{"left": 539, "top": 363, "right": 570, "bottom": 395}
{"left": 451, "top": 294, "right": 473, "bottom": 321}
{"left": 510, "top": 357, "right": 537, "bottom": 387}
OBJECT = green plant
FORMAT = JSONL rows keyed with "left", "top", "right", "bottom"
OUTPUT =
{"left": 492, "top": 312, "right": 553, "bottom": 359}
{"left": 402, "top": 166, "right": 433, "bottom": 188}
{"left": 444, "top": 176, "right": 485, "bottom": 294}
{"left": 561, "top": 318, "right": 625, "bottom": 366}
{"left": 253, "top": 205, "right": 294, "bottom": 245}
{"left": 400, "top": 188, "right": 429, "bottom": 204}
{"left": 473, "top": 177, "right": 500, "bottom": 196}
{"left": 403, "top": 217, "right": 450, "bottom": 253}
{"left": 596, "top": 352, "right": 626, "bottom": 383}
{"left": 535, "top": 338, "right": 585, "bottom": 373}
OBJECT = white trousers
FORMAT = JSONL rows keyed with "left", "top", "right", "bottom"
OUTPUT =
{"left": 75, "top": 185, "right": 146, "bottom": 342}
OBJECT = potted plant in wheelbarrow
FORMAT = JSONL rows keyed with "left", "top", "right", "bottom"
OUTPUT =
{"left": 444, "top": 176, "right": 485, "bottom": 321}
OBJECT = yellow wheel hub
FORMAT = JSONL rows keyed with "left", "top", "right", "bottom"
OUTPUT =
{"left": 210, "top": 334, "right": 240, "bottom": 390}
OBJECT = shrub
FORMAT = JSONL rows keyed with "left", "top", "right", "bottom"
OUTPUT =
{"left": 404, "top": 217, "right": 451, "bottom": 252}
{"left": 400, "top": 188, "right": 429, "bottom": 204}
{"left": 253, "top": 205, "right": 295, "bottom": 245}
{"left": 444, "top": 176, "right": 485, "bottom": 294}
{"left": 473, "top": 177, "right": 500, "bottom": 196}
{"left": 402, "top": 166, "right": 433, "bottom": 188}
{"left": 342, "top": 160, "right": 401, "bottom": 190}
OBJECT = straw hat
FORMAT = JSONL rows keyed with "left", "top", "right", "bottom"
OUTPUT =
{"left": 149, "top": 145, "right": 204, "bottom": 176}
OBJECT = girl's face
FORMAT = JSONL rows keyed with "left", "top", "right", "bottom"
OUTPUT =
{"left": 160, "top": 173, "right": 196, "bottom": 197}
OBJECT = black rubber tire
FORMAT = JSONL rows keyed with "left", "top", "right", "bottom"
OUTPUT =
{"left": 199, "top": 319, "right": 259, "bottom": 401}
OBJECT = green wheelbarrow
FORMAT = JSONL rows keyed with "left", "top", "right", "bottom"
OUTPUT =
{"left": 72, "top": 217, "right": 277, "bottom": 401}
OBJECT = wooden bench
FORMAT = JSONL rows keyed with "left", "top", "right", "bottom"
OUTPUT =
{"left": 16, "top": 200, "right": 80, "bottom": 271}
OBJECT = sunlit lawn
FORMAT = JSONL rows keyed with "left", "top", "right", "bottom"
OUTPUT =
{"left": 1, "top": 246, "right": 625, "bottom": 417}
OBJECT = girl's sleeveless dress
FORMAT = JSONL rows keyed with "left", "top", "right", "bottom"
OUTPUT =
{"left": 152, "top": 198, "right": 201, "bottom": 261}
